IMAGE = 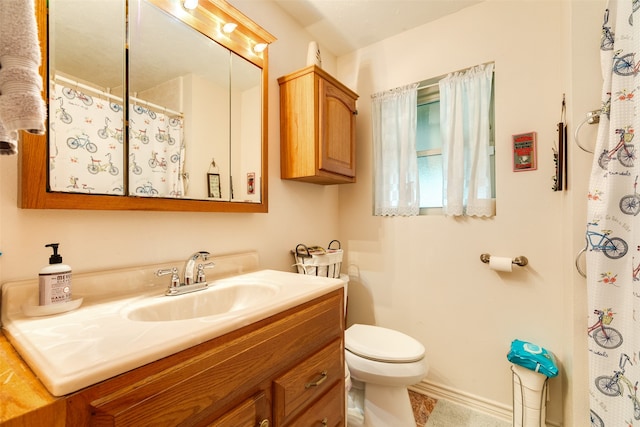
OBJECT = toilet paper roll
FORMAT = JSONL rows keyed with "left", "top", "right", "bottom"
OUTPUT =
{"left": 489, "top": 256, "right": 513, "bottom": 272}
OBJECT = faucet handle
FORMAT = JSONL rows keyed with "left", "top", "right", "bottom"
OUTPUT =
{"left": 196, "top": 262, "right": 215, "bottom": 284}
{"left": 194, "top": 251, "right": 210, "bottom": 261}
{"left": 157, "top": 267, "right": 180, "bottom": 288}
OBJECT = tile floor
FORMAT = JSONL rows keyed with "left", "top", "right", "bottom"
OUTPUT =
{"left": 409, "top": 391, "right": 511, "bottom": 427}
{"left": 409, "top": 390, "right": 438, "bottom": 426}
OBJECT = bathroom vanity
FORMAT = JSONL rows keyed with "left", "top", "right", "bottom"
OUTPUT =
{"left": 1, "top": 253, "right": 345, "bottom": 426}
{"left": 71, "top": 290, "right": 344, "bottom": 426}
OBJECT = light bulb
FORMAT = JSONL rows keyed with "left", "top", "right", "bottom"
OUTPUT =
{"left": 253, "top": 43, "right": 268, "bottom": 53}
{"left": 222, "top": 22, "right": 237, "bottom": 33}
{"left": 183, "top": 0, "right": 198, "bottom": 10}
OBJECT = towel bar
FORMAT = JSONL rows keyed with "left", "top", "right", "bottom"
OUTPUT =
{"left": 574, "top": 109, "right": 600, "bottom": 154}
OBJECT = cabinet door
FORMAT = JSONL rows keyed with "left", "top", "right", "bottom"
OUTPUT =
{"left": 318, "top": 78, "right": 356, "bottom": 178}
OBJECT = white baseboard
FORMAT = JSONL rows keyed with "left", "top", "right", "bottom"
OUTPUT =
{"left": 409, "top": 380, "right": 562, "bottom": 427}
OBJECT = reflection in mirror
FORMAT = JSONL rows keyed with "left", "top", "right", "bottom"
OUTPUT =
{"left": 230, "top": 52, "right": 262, "bottom": 203}
{"left": 129, "top": 0, "right": 231, "bottom": 200}
{"left": 47, "top": 0, "right": 264, "bottom": 202}
{"left": 48, "top": 0, "right": 126, "bottom": 195}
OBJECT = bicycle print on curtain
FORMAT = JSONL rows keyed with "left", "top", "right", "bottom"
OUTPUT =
{"left": 128, "top": 104, "right": 184, "bottom": 198}
{"left": 49, "top": 82, "right": 184, "bottom": 198}
{"left": 49, "top": 83, "right": 125, "bottom": 195}
{"left": 587, "top": 1, "right": 640, "bottom": 426}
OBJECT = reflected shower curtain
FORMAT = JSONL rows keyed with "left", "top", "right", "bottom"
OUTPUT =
{"left": 49, "top": 83, "right": 125, "bottom": 195}
{"left": 128, "top": 104, "right": 184, "bottom": 197}
{"left": 49, "top": 81, "right": 185, "bottom": 198}
{"left": 587, "top": 1, "right": 640, "bottom": 426}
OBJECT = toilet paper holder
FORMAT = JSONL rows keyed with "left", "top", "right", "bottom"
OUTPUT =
{"left": 480, "top": 253, "right": 529, "bottom": 267}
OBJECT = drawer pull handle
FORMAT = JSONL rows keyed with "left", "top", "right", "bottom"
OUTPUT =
{"left": 321, "top": 417, "right": 328, "bottom": 426}
{"left": 258, "top": 419, "right": 270, "bottom": 427}
{"left": 305, "top": 370, "right": 328, "bottom": 389}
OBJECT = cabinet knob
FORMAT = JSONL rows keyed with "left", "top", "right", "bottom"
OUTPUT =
{"left": 258, "top": 419, "right": 270, "bottom": 427}
{"left": 321, "top": 417, "right": 328, "bottom": 426}
{"left": 305, "top": 370, "right": 328, "bottom": 389}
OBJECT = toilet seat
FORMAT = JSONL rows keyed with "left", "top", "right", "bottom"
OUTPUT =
{"left": 345, "top": 324, "right": 425, "bottom": 363}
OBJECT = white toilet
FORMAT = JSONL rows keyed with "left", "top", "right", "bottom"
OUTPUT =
{"left": 340, "top": 276, "right": 428, "bottom": 427}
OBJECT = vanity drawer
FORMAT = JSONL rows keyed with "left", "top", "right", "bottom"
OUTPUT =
{"left": 286, "top": 381, "right": 344, "bottom": 427}
{"left": 274, "top": 338, "right": 343, "bottom": 424}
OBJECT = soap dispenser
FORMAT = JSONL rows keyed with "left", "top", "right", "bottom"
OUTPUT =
{"left": 39, "top": 243, "right": 72, "bottom": 305}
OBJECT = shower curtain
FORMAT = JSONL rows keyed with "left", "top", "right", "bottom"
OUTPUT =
{"left": 587, "top": 1, "right": 640, "bottom": 426}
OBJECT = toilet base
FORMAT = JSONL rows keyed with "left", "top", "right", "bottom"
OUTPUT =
{"left": 360, "top": 382, "right": 416, "bottom": 427}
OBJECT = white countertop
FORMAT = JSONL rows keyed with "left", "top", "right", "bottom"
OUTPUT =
{"left": 1, "top": 263, "right": 343, "bottom": 396}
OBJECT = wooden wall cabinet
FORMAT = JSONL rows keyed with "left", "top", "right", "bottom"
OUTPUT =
{"left": 62, "top": 290, "right": 344, "bottom": 427}
{"left": 278, "top": 66, "right": 359, "bottom": 185}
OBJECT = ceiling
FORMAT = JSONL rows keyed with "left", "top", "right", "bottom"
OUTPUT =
{"left": 271, "top": 0, "right": 482, "bottom": 56}
{"left": 52, "top": 0, "right": 482, "bottom": 91}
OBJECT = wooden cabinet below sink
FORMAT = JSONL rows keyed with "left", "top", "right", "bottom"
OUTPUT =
{"left": 63, "top": 289, "right": 344, "bottom": 426}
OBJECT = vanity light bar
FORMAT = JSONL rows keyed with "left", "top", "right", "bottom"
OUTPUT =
{"left": 173, "top": 0, "right": 275, "bottom": 61}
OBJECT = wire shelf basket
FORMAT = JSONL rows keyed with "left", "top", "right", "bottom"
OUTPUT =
{"left": 292, "top": 240, "right": 343, "bottom": 278}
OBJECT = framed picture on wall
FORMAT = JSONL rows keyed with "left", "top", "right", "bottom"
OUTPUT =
{"left": 207, "top": 173, "right": 221, "bottom": 198}
{"left": 512, "top": 132, "right": 537, "bottom": 172}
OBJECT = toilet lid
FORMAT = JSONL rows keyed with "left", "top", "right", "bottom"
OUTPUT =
{"left": 345, "top": 324, "right": 425, "bottom": 363}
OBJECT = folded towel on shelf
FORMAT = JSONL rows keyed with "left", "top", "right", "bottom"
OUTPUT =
{"left": 0, "top": 0, "right": 47, "bottom": 154}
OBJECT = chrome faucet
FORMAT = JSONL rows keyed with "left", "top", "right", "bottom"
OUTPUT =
{"left": 183, "top": 251, "right": 211, "bottom": 285}
{"left": 157, "top": 251, "right": 216, "bottom": 296}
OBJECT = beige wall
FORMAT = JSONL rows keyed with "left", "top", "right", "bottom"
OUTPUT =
{"left": 0, "top": 0, "right": 605, "bottom": 425}
{"left": 336, "top": 0, "right": 603, "bottom": 425}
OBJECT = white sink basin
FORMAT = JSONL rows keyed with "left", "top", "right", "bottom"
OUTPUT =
{"left": 123, "top": 282, "right": 280, "bottom": 321}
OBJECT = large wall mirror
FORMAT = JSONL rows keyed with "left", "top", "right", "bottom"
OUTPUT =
{"left": 21, "top": 0, "right": 274, "bottom": 212}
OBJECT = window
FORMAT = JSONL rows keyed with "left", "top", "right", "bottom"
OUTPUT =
{"left": 415, "top": 80, "right": 495, "bottom": 214}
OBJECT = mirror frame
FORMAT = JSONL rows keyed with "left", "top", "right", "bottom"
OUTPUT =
{"left": 21, "top": 0, "right": 275, "bottom": 213}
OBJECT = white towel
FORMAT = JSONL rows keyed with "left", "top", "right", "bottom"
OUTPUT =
{"left": 0, "top": 121, "right": 18, "bottom": 155}
{"left": 0, "top": 0, "right": 47, "bottom": 154}
{"left": 0, "top": 57, "right": 46, "bottom": 132}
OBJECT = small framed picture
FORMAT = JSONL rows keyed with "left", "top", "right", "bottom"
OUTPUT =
{"left": 207, "top": 173, "right": 221, "bottom": 198}
{"left": 512, "top": 132, "right": 537, "bottom": 172}
{"left": 247, "top": 172, "right": 255, "bottom": 194}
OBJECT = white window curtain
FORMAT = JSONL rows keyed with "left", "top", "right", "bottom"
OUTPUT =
{"left": 371, "top": 83, "right": 420, "bottom": 216}
{"left": 439, "top": 63, "right": 495, "bottom": 217}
